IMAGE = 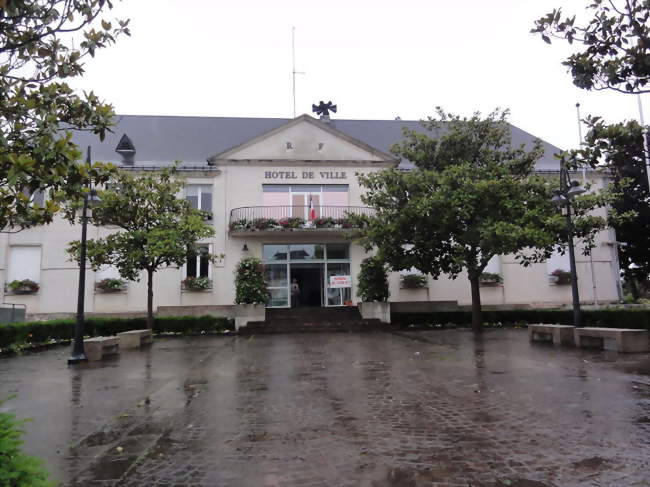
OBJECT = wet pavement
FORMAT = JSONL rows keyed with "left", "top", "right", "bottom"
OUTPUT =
{"left": 1, "top": 329, "right": 650, "bottom": 487}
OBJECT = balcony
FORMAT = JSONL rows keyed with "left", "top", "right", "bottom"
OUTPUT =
{"left": 228, "top": 206, "right": 374, "bottom": 235}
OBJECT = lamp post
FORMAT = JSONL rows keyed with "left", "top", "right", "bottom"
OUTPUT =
{"left": 551, "top": 163, "right": 586, "bottom": 328}
{"left": 68, "top": 147, "right": 101, "bottom": 364}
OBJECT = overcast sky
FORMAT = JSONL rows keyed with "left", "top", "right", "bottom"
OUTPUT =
{"left": 69, "top": 0, "right": 649, "bottom": 152}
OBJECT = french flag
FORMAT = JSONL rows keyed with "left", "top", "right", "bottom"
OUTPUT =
{"left": 309, "top": 195, "right": 316, "bottom": 221}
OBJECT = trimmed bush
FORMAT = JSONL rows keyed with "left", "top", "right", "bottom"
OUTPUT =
{"left": 0, "top": 316, "right": 234, "bottom": 351}
{"left": 392, "top": 308, "right": 650, "bottom": 330}
{"left": 357, "top": 256, "right": 390, "bottom": 302}
{"left": 0, "top": 400, "right": 53, "bottom": 486}
{"left": 235, "top": 257, "right": 269, "bottom": 304}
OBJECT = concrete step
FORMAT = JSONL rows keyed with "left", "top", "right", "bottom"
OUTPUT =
{"left": 239, "top": 319, "right": 388, "bottom": 335}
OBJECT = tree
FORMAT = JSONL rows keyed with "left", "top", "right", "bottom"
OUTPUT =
{"left": 67, "top": 168, "right": 215, "bottom": 329}
{"left": 565, "top": 117, "right": 650, "bottom": 298}
{"left": 0, "top": 1, "right": 130, "bottom": 230}
{"left": 532, "top": 0, "right": 650, "bottom": 94}
{"left": 354, "top": 108, "right": 611, "bottom": 332}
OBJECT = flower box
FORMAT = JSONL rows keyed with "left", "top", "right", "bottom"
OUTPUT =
{"left": 182, "top": 276, "right": 212, "bottom": 291}
{"left": 95, "top": 278, "right": 127, "bottom": 293}
{"left": 400, "top": 273, "right": 428, "bottom": 289}
{"left": 7, "top": 279, "right": 39, "bottom": 294}
{"left": 479, "top": 272, "right": 502, "bottom": 287}
{"left": 549, "top": 269, "right": 571, "bottom": 285}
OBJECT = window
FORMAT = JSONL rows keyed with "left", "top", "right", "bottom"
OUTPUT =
{"left": 7, "top": 246, "right": 41, "bottom": 283}
{"left": 185, "top": 245, "right": 211, "bottom": 279}
{"left": 186, "top": 185, "right": 213, "bottom": 215}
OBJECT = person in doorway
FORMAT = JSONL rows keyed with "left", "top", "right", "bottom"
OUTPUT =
{"left": 291, "top": 278, "right": 301, "bottom": 307}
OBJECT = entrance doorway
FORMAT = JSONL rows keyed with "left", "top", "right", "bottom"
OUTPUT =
{"left": 290, "top": 263, "right": 323, "bottom": 307}
{"left": 263, "top": 243, "right": 352, "bottom": 308}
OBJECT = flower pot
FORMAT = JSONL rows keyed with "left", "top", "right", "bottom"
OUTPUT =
{"left": 359, "top": 301, "right": 391, "bottom": 324}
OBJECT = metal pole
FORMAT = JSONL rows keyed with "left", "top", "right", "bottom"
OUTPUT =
{"left": 637, "top": 94, "right": 650, "bottom": 193}
{"left": 68, "top": 146, "right": 91, "bottom": 364}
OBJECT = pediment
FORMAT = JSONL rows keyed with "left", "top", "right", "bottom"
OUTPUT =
{"left": 208, "top": 114, "right": 397, "bottom": 163}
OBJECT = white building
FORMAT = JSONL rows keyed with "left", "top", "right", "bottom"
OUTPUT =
{"left": 0, "top": 114, "right": 622, "bottom": 318}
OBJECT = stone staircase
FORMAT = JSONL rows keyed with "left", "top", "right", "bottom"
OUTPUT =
{"left": 239, "top": 306, "right": 389, "bottom": 335}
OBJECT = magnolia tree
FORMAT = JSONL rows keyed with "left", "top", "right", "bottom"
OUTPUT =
{"left": 68, "top": 168, "right": 215, "bottom": 329}
{"left": 534, "top": 0, "right": 650, "bottom": 295}
{"left": 354, "top": 108, "right": 613, "bottom": 331}
{"left": 0, "top": 0, "right": 130, "bottom": 230}
{"left": 532, "top": 0, "right": 650, "bottom": 94}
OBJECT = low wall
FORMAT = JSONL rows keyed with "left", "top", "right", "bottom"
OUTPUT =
{"left": 156, "top": 305, "right": 235, "bottom": 318}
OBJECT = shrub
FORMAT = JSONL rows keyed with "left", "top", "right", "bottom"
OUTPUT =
{"left": 357, "top": 256, "right": 390, "bottom": 302}
{"left": 392, "top": 308, "right": 650, "bottom": 330}
{"left": 7, "top": 279, "right": 39, "bottom": 293}
{"left": 0, "top": 316, "right": 234, "bottom": 351}
{"left": 235, "top": 257, "right": 269, "bottom": 304}
{"left": 0, "top": 399, "right": 53, "bottom": 486}
{"left": 401, "top": 273, "right": 428, "bottom": 289}
{"left": 95, "top": 278, "right": 126, "bottom": 292}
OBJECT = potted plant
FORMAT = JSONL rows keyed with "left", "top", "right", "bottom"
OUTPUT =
{"left": 7, "top": 279, "right": 39, "bottom": 294}
{"left": 549, "top": 269, "right": 571, "bottom": 285}
{"left": 234, "top": 257, "right": 268, "bottom": 329}
{"left": 400, "top": 273, "right": 428, "bottom": 289}
{"left": 95, "top": 278, "right": 126, "bottom": 293}
{"left": 252, "top": 218, "right": 277, "bottom": 231}
{"left": 314, "top": 216, "right": 336, "bottom": 228}
{"left": 357, "top": 256, "right": 391, "bottom": 323}
{"left": 278, "top": 217, "right": 305, "bottom": 229}
{"left": 182, "top": 276, "right": 212, "bottom": 291}
{"left": 479, "top": 272, "right": 503, "bottom": 286}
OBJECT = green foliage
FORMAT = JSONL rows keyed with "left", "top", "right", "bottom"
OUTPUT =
{"left": 400, "top": 273, "right": 428, "bottom": 289}
{"left": 357, "top": 256, "right": 390, "bottom": 302}
{"left": 479, "top": 272, "right": 503, "bottom": 284}
{"left": 0, "top": 0, "right": 130, "bottom": 230}
{"left": 182, "top": 276, "right": 212, "bottom": 290}
{"left": 7, "top": 279, "right": 39, "bottom": 293}
{"left": 393, "top": 308, "right": 650, "bottom": 330}
{"left": 354, "top": 108, "right": 610, "bottom": 330}
{"left": 95, "top": 278, "right": 126, "bottom": 291}
{"left": 0, "top": 399, "right": 53, "bottom": 487}
{"left": 532, "top": 0, "right": 650, "bottom": 94}
{"left": 235, "top": 258, "right": 269, "bottom": 304}
{"left": 67, "top": 167, "right": 215, "bottom": 327}
{"left": 229, "top": 216, "right": 356, "bottom": 232}
{"left": 0, "top": 316, "right": 234, "bottom": 351}
{"left": 562, "top": 117, "right": 650, "bottom": 295}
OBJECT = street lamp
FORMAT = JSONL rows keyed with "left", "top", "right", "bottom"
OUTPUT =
{"left": 68, "top": 147, "right": 101, "bottom": 364}
{"left": 551, "top": 163, "right": 586, "bottom": 328}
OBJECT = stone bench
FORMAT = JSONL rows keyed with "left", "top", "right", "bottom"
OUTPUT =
{"left": 574, "top": 327, "right": 650, "bottom": 353}
{"left": 117, "top": 329, "right": 153, "bottom": 349}
{"left": 84, "top": 336, "right": 119, "bottom": 361}
{"left": 528, "top": 324, "right": 576, "bottom": 346}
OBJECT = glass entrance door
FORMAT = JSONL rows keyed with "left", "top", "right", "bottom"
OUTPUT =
{"left": 262, "top": 243, "right": 351, "bottom": 308}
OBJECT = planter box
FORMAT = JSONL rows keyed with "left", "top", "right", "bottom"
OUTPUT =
{"left": 95, "top": 285, "right": 127, "bottom": 294}
{"left": 479, "top": 280, "right": 502, "bottom": 287}
{"left": 359, "top": 301, "right": 391, "bottom": 323}
{"left": 234, "top": 303, "right": 266, "bottom": 330}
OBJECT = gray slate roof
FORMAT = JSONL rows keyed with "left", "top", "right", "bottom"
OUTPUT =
{"left": 71, "top": 114, "right": 564, "bottom": 171}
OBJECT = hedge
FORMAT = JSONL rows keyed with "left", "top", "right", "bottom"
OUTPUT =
{"left": 0, "top": 316, "right": 234, "bottom": 350}
{"left": 392, "top": 308, "right": 650, "bottom": 330}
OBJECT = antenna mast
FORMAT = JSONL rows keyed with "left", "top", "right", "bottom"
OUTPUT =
{"left": 292, "top": 27, "right": 305, "bottom": 118}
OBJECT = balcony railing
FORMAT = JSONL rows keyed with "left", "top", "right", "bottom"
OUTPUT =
{"left": 229, "top": 206, "right": 374, "bottom": 232}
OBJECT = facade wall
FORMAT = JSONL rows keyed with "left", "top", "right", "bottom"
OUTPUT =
{"left": 0, "top": 121, "right": 622, "bottom": 316}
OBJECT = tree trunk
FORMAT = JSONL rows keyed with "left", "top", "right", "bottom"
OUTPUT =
{"left": 629, "top": 276, "right": 640, "bottom": 301}
{"left": 469, "top": 274, "right": 483, "bottom": 333}
{"left": 146, "top": 268, "right": 154, "bottom": 330}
